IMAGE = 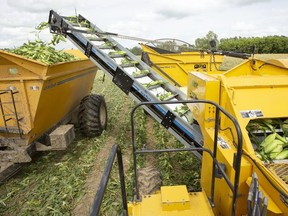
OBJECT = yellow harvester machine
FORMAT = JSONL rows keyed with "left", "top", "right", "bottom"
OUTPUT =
{"left": 47, "top": 10, "right": 288, "bottom": 216}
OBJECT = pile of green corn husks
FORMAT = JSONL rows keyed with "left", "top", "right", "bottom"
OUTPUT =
{"left": 9, "top": 40, "right": 79, "bottom": 65}
{"left": 247, "top": 119, "right": 288, "bottom": 161}
{"left": 7, "top": 21, "right": 78, "bottom": 65}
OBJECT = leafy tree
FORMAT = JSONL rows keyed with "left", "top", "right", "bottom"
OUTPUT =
{"left": 129, "top": 46, "right": 142, "bottom": 55}
{"left": 155, "top": 40, "right": 195, "bottom": 52}
{"left": 195, "top": 31, "right": 219, "bottom": 49}
{"left": 157, "top": 40, "right": 178, "bottom": 52}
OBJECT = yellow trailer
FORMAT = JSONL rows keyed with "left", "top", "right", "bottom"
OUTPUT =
{"left": 141, "top": 43, "right": 224, "bottom": 87}
{"left": 0, "top": 50, "right": 107, "bottom": 180}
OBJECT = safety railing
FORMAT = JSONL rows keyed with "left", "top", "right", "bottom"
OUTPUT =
{"left": 130, "top": 100, "right": 243, "bottom": 216}
{"left": 90, "top": 100, "right": 243, "bottom": 216}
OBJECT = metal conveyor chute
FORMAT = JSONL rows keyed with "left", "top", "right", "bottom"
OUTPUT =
{"left": 48, "top": 10, "right": 203, "bottom": 156}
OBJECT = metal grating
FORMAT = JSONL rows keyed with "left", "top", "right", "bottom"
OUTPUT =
{"left": 266, "top": 163, "right": 288, "bottom": 185}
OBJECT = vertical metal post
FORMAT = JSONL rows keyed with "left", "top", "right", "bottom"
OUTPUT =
{"left": 209, "top": 106, "right": 220, "bottom": 206}
{"left": 10, "top": 90, "right": 22, "bottom": 137}
{"left": 231, "top": 121, "right": 243, "bottom": 216}
{"left": 116, "top": 147, "right": 128, "bottom": 216}
{"left": 0, "top": 91, "right": 9, "bottom": 136}
{"left": 130, "top": 106, "right": 140, "bottom": 201}
{"left": 90, "top": 144, "right": 128, "bottom": 216}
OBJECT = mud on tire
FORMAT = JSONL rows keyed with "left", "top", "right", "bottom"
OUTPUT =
{"left": 78, "top": 94, "right": 107, "bottom": 137}
{"left": 137, "top": 166, "right": 162, "bottom": 195}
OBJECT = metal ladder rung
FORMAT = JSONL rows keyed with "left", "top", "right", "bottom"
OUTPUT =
{"left": 0, "top": 90, "right": 22, "bottom": 137}
{"left": 0, "top": 101, "right": 14, "bottom": 105}
{"left": 17, "top": 117, "right": 24, "bottom": 121}
{"left": 2, "top": 113, "right": 17, "bottom": 117}
{"left": 3, "top": 116, "right": 23, "bottom": 122}
{"left": 0, "top": 91, "right": 19, "bottom": 95}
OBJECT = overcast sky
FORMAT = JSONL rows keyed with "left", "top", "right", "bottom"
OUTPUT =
{"left": 0, "top": 0, "right": 287, "bottom": 49}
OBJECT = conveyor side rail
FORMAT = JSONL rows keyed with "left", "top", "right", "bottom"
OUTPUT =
{"left": 48, "top": 10, "right": 204, "bottom": 157}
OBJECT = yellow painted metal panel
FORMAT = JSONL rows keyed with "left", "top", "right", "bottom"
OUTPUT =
{"left": 0, "top": 50, "right": 48, "bottom": 77}
{"left": 187, "top": 72, "right": 220, "bottom": 128}
{"left": 265, "top": 59, "right": 288, "bottom": 69}
{"left": 198, "top": 58, "right": 288, "bottom": 215}
{"left": 200, "top": 128, "right": 252, "bottom": 216}
{"left": 128, "top": 190, "right": 214, "bottom": 216}
{"left": 161, "top": 185, "right": 190, "bottom": 211}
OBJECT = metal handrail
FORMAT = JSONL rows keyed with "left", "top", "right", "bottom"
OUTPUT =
{"left": 130, "top": 100, "right": 243, "bottom": 216}
{"left": 90, "top": 144, "right": 128, "bottom": 216}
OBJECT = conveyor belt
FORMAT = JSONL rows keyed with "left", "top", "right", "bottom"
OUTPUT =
{"left": 48, "top": 10, "right": 203, "bottom": 155}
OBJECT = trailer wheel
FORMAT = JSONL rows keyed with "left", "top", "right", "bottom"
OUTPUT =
{"left": 137, "top": 166, "right": 162, "bottom": 195}
{"left": 78, "top": 94, "right": 107, "bottom": 137}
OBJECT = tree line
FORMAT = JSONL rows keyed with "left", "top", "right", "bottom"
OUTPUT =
{"left": 191, "top": 31, "right": 288, "bottom": 54}
{"left": 129, "top": 31, "right": 288, "bottom": 54}
{"left": 218, "top": 35, "right": 288, "bottom": 54}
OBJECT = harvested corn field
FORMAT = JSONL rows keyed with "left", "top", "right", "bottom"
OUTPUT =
{"left": 0, "top": 70, "right": 200, "bottom": 216}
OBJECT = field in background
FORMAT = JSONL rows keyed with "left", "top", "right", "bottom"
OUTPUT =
{"left": 220, "top": 53, "right": 288, "bottom": 70}
{"left": 0, "top": 54, "right": 287, "bottom": 215}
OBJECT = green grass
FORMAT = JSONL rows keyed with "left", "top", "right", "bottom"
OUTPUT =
{"left": 0, "top": 134, "right": 106, "bottom": 215}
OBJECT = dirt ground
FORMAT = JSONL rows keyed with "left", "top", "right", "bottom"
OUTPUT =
{"left": 72, "top": 137, "right": 115, "bottom": 216}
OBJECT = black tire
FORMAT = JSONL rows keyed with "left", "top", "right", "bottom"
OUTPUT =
{"left": 137, "top": 166, "right": 162, "bottom": 195}
{"left": 78, "top": 94, "right": 107, "bottom": 137}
